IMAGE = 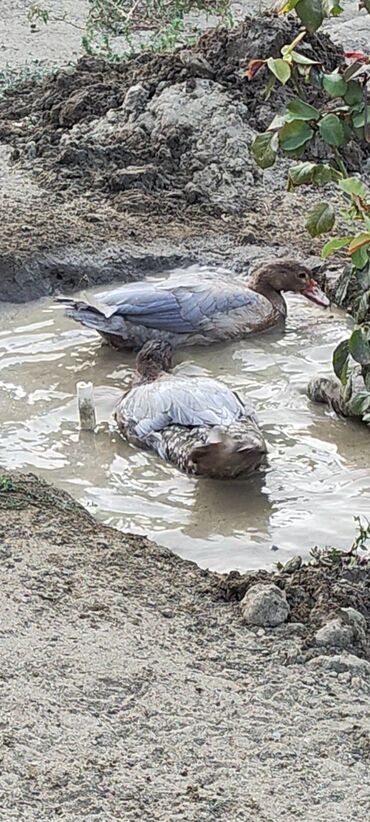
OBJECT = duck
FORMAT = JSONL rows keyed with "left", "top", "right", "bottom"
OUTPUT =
{"left": 114, "top": 340, "right": 267, "bottom": 479}
{"left": 57, "top": 259, "right": 329, "bottom": 351}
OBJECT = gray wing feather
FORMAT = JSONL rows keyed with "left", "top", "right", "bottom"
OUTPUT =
{"left": 119, "top": 375, "right": 251, "bottom": 437}
{"left": 96, "top": 276, "right": 260, "bottom": 334}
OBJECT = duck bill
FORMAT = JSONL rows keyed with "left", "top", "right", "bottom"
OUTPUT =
{"left": 302, "top": 279, "right": 330, "bottom": 308}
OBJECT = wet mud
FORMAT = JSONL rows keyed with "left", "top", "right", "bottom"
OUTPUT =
{"left": 0, "top": 15, "right": 359, "bottom": 304}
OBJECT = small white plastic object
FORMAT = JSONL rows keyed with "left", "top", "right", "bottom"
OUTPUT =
{"left": 77, "top": 381, "right": 96, "bottom": 431}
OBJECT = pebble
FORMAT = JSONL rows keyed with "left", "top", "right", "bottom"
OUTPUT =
{"left": 240, "top": 583, "right": 290, "bottom": 627}
{"left": 314, "top": 619, "right": 354, "bottom": 649}
{"left": 283, "top": 555, "right": 302, "bottom": 574}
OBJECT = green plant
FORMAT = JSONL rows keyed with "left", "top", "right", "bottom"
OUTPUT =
{"left": 250, "top": 32, "right": 370, "bottom": 173}
{"left": 0, "top": 476, "right": 13, "bottom": 492}
{"left": 309, "top": 517, "right": 370, "bottom": 566}
{"left": 28, "top": 0, "right": 234, "bottom": 59}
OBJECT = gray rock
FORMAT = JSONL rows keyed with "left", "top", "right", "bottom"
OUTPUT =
{"left": 26, "top": 140, "right": 37, "bottom": 160}
{"left": 308, "top": 653, "right": 370, "bottom": 677}
{"left": 340, "top": 607, "right": 367, "bottom": 635}
{"left": 240, "top": 583, "right": 290, "bottom": 627}
{"left": 314, "top": 619, "right": 354, "bottom": 649}
{"left": 123, "top": 83, "right": 150, "bottom": 116}
{"left": 283, "top": 555, "right": 302, "bottom": 574}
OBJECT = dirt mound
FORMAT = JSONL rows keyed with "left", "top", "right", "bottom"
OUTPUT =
{"left": 0, "top": 14, "right": 349, "bottom": 219}
{"left": 220, "top": 552, "right": 370, "bottom": 660}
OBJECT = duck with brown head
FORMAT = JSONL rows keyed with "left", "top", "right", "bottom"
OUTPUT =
{"left": 57, "top": 258, "right": 329, "bottom": 350}
{"left": 248, "top": 259, "right": 330, "bottom": 317}
{"left": 115, "top": 340, "right": 267, "bottom": 479}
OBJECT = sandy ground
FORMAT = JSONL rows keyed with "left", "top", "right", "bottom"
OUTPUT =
{"left": 1, "top": 4, "right": 370, "bottom": 821}
{"left": 0, "top": 472, "right": 370, "bottom": 821}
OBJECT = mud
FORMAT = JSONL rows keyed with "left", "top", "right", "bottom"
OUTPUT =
{"left": 0, "top": 14, "right": 357, "bottom": 304}
{"left": 0, "top": 16, "right": 351, "bottom": 210}
{"left": 0, "top": 469, "right": 370, "bottom": 820}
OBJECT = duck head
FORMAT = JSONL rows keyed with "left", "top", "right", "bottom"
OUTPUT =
{"left": 252, "top": 259, "right": 330, "bottom": 307}
{"left": 134, "top": 340, "right": 174, "bottom": 383}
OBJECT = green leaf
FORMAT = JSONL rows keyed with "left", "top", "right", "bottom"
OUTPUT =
{"left": 288, "top": 162, "right": 315, "bottom": 187}
{"left": 348, "top": 327, "right": 370, "bottom": 365}
{"left": 352, "top": 109, "right": 366, "bottom": 128}
{"left": 333, "top": 338, "right": 350, "bottom": 383}
{"left": 344, "top": 80, "right": 363, "bottom": 107}
{"left": 251, "top": 132, "right": 278, "bottom": 169}
{"left": 306, "top": 202, "right": 335, "bottom": 237}
{"left": 352, "top": 246, "right": 370, "bottom": 270}
{"left": 323, "top": 72, "right": 348, "bottom": 97}
{"left": 289, "top": 50, "right": 320, "bottom": 65}
{"left": 286, "top": 98, "right": 320, "bottom": 121}
{"left": 348, "top": 391, "right": 370, "bottom": 417}
{"left": 321, "top": 236, "right": 352, "bottom": 258}
{"left": 338, "top": 177, "right": 369, "bottom": 198}
{"left": 312, "top": 164, "right": 339, "bottom": 186}
{"left": 319, "top": 113, "right": 346, "bottom": 146}
{"left": 279, "top": 120, "right": 313, "bottom": 151}
{"left": 288, "top": 162, "right": 341, "bottom": 189}
{"left": 322, "top": 0, "right": 344, "bottom": 15}
{"left": 267, "top": 57, "right": 291, "bottom": 85}
{"left": 295, "top": 0, "right": 324, "bottom": 31}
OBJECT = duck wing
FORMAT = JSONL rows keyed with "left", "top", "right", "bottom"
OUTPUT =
{"left": 93, "top": 276, "right": 266, "bottom": 334}
{"left": 119, "top": 375, "right": 252, "bottom": 438}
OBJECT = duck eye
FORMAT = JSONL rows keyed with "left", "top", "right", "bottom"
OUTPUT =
{"left": 299, "top": 273, "right": 307, "bottom": 279}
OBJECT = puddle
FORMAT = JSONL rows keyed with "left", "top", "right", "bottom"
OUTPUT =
{"left": 1, "top": 267, "right": 369, "bottom": 572}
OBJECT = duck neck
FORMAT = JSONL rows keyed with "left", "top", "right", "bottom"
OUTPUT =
{"left": 132, "top": 367, "right": 166, "bottom": 388}
{"left": 248, "top": 271, "right": 287, "bottom": 317}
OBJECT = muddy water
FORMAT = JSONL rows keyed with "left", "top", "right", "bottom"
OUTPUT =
{"left": 1, "top": 268, "right": 369, "bottom": 572}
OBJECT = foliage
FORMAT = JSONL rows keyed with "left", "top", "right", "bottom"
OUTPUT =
{"left": 309, "top": 517, "right": 370, "bottom": 566}
{"left": 28, "top": 0, "right": 234, "bottom": 59}
{"left": 248, "top": 31, "right": 370, "bottom": 174}
{"left": 249, "top": 1, "right": 370, "bottom": 418}
{"left": 0, "top": 476, "right": 13, "bottom": 492}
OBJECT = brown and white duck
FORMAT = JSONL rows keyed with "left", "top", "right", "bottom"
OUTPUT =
{"left": 57, "top": 259, "right": 329, "bottom": 351}
{"left": 115, "top": 340, "right": 267, "bottom": 479}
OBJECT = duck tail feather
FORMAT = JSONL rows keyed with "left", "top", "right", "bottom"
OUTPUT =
{"left": 55, "top": 292, "right": 117, "bottom": 319}
{"left": 190, "top": 427, "right": 266, "bottom": 478}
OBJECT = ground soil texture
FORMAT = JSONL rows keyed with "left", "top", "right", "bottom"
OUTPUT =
{"left": 0, "top": 15, "right": 353, "bottom": 209}
{"left": 0, "top": 470, "right": 370, "bottom": 821}
{"left": 0, "top": 14, "right": 358, "bottom": 304}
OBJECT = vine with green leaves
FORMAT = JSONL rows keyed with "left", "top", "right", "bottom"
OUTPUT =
{"left": 247, "top": 1, "right": 370, "bottom": 421}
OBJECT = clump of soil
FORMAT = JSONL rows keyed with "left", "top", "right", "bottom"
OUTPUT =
{"left": 220, "top": 553, "right": 370, "bottom": 659}
{"left": 0, "top": 14, "right": 356, "bottom": 220}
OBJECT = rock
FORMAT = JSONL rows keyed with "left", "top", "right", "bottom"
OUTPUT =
{"left": 123, "top": 83, "right": 150, "bottom": 117}
{"left": 283, "top": 555, "right": 302, "bottom": 574}
{"left": 314, "top": 618, "right": 354, "bottom": 649}
{"left": 340, "top": 607, "right": 367, "bottom": 635}
{"left": 26, "top": 140, "right": 37, "bottom": 160}
{"left": 240, "top": 583, "right": 290, "bottom": 627}
{"left": 308, "top": 654, "right": 370, "bottom": 677}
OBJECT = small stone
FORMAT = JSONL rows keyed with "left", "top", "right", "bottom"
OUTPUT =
{"left": 340, "top": 607, "right": 367, "bottom": 635}
{"left": 240, "top": 583, "right": 290, "bottom": 627}
{"left": 314, "top": 619, "right": 354, "bottom": 650}
{"left": 26, "top": 140, "right": 37, "bottom": 160}
{"left": 283, "top": 555, "right": 302, "bottom": 574}
{"left": 123, "top": 83, "right": 149, "bottom": 115}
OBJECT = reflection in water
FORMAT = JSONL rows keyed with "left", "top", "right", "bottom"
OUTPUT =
{"left": 0, "top": 271, "right": 370, "bottom": 572}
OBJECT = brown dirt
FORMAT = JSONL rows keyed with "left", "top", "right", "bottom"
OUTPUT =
{"left": 0, "top": 15, "right": 356, "bottom": 304}
{"left": 0, "top": 15, "right": 351, "bottom": 208}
